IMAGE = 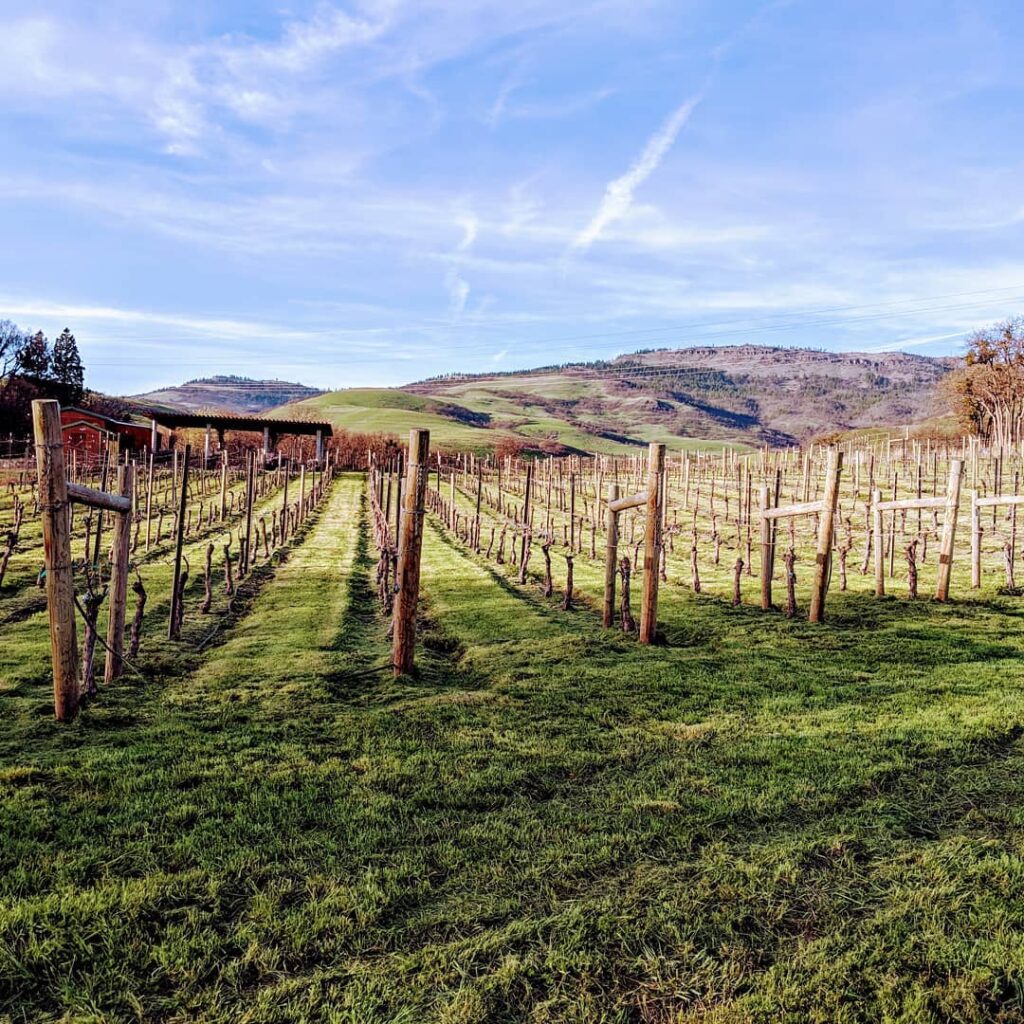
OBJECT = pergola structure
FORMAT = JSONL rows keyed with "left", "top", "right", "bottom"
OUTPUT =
{"left": 145, "top": 411, "right": 333, "bottom": 462}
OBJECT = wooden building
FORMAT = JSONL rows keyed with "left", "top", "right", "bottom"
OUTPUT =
{"left": 59, "top": 407, "right": 152, "bottom": 461}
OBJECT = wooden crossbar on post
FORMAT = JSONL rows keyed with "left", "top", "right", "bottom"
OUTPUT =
{"left": 32, "top": 399, "right": 80, "bottom": 721}
{"left": 67, "top": 481, "right": 132, "bottom": 514}
{"left": 639, "top": 442, "right": 665, "bottom": 645}
{"left": 393, "top": 428, "right": 430, "bottom": 675}
{"left": 808, "top": 446, "right": 843, "bottom": 623}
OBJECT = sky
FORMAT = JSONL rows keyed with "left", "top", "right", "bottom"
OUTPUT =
{"left": 2, "top": 0, "right": 1024, "bottom": 395}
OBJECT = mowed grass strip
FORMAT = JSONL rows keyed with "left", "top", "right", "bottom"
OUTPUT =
{"left": 2, "top": 476, "right": 1024, "bottom": 1020}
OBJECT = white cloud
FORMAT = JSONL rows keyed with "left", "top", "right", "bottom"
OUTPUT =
{"left": 485, "top": 74, "right": 522, "bottom": 127}
{"left": 456, "top": 215, "right": 479, "bottom": 251}
{"left": 445, "top": 269, "right": 471, "bottom": 315}
{"left": 866, "top": 331, "right": 968, "bottom": 352}
{"left": 0, "top": 297, "right": 323, "bottom": 343}
{"left": 569, "top": 91, "right": 703, "bottom": 254}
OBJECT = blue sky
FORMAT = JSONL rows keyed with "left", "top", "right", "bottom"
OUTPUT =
{"left": 2, "top": 0, "right": 1023, "bottom": 394}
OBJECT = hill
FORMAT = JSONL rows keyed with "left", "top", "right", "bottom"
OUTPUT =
{"left": 285, "top": 345, "right": 957, "bottom": 453}
{"left": 131, "top": 375, "right": 323, "bottom": 415}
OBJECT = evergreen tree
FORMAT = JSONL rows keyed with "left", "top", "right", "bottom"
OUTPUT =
{"left": 51, "top": 328, "right": 85, "bottom": 404}
{"left": 16, "top": 331, "right": 51, "bottom": 380}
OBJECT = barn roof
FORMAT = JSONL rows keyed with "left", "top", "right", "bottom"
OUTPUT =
{"left": 142, "top": 410, "right": 333, "bottom": 437}
{"left": 61, "top": 407, "right": 152, "bottom": 432}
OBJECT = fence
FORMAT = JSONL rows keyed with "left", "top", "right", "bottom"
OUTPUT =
{"left": 19, "top": 399, "right": 334, "bottom": 721}
{"left": 11, "top": 411, "right": 1024, "bottom": 721}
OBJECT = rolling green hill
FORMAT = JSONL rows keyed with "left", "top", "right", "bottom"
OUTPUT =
{"left": 283, "top": 345, "right": 957, "bottom": 454}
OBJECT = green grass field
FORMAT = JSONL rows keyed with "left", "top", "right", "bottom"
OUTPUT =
{"left": 285, "top": 386, "right": 747, "bottom": 457}
{"left": 3, "top": 472, "right": 1024, "bottom": 1021}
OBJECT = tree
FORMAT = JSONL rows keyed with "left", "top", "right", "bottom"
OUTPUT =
{"left": 16, "top": 331, "right": 51, "bottom": 380}
{"left": 51, "top": 328, "right": 85, "bottom": 404}
{"left": 0, "top": 320, "right": 27, "bottom": 379}
{"left": 946, "top": 317, "right": 1024, "bottom": 449}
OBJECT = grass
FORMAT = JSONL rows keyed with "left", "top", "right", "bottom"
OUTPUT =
{"left": 287, "top": 385, "right": 749, "bottom": 457}
{"left": 289, "top": 390, "right": 504, "bottom": 451}
{"left": 3, "top": 473, "right": 1024, "bottom": 1020}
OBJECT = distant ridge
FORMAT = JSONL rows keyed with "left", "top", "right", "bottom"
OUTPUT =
{"left": 278, "top": 343, "right": 961, "bottom": 454}
{"left": 130, "top": 375, "right": 324, "bottom": 415}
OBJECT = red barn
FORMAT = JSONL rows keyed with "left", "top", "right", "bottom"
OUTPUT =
{"left": 60, "top": 407, "right": 152, "bottom": 463}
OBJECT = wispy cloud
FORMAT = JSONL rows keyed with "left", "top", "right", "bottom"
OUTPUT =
{"left": 866, "top": 331, "right": 966, "bottom": 352}
{"left": 0, "top": 297, "right": 330, "bottom": 343}
{"left": 485, "top": 73, "right": 523, "bottom": 127}
{"left": 569, "top": 91, "right": 704, "bottom": 254}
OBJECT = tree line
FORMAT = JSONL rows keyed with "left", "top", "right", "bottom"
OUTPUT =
{"left": 946, "top": 317, "right": 1024, "bottom": 449}
{"left": 0, "top": 320, "right": 86, "bottom": 433}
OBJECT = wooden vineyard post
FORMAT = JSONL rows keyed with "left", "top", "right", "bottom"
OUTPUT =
{"left": 32, "top": 399, "right": 80, "bottom": 721}
{"left": 393, "top": 429, "right": 430, "bottom": 676}
{"left": 168, "top": 444, "right": 190, "bottom": 640}
{"left": 103, "top": 465, "right": 134, "bottom": 683}
{"left": 520, "top": 462, "right": 533, "bottom": 570}
{"left": 759, "top": 484, "right": 772, "bottom": 610}
{"left": 639, "top": 442, "right": 665, "bottom": 644}
{"left": 603, "top": 482, "right": 619, "bottom": 627}
{"left": 872, "top": 489, "right": 885, "bottom": 597}
{"left": 934, "top": 458, "right": 963, "bottom": 602}
{"left": 241, "top": 450, "right": 255, "bottom": 577}
{"left": 970, "top": 489, "right": 981, "bottom": 589}
{"left": 808, "top": 446, "right": 843, "bottom": 623}
{"left": 280, "top": 458, "right": 290, "bottom": 543}
{"left": 144, "top": 452, "right": 154, "bottom": 551}
{"left": 474, "top": 467, "right": 483, "bottom": 552}
{"left": 219, "top": 450, "right": 228, "bottom": 521}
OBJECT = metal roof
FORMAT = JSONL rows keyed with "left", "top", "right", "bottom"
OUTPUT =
{"left": 143, "top": 410, "right": 333, "bottom": 436}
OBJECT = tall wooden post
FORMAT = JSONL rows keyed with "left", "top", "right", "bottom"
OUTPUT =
{"left": 935, "top": 458, "right": 963, "bottom": 602}
{"left": 872, "top": 489, "right": 885, "bottom": 597}
{"left": 393, "top": 429, "right": 430, "bottom": 675}
{"left": 144, "top": 452, "right": 155, "bottom": 551}
{"left": 219, "top": 450, "right": 228, "bottom": 521}
{"left": 569, "top": 473, "right": 576, "bottom": 551}
{"left": 639, "top": 442, "right": 665, "bottom": 644}
{"left": 474, "top": 467, "right": 483, "bottom": 552}
{"left": 970, "top": 489, "right": 981, "bottom": 589}
{"left": 603, "top": 483, "right": 619, "bottom": 627}
{"left": 241, "top": 450, "right": 255, "bottom": 576}
{"left": 92, "top": 439, "right": 115, "bottom": 572}
{"left": 32, "top": 400, "right": 80, "bottom": 721}
{"left": 809, "top": 446, "right": 843, "bottom": 623}
{"left": 168, "top": 444, "right": 190, "bottom": 640}
{"left": 520, "top": 462, "right": 533, "bottom": 569}
{"left": 104, "top": 465, "right": 134, "bottom": 682}
{"left": 280, "top": 460, "right": 288, "bottom": 544}
{"left": 759, "top": 484, "right": 772, "bottom": 610}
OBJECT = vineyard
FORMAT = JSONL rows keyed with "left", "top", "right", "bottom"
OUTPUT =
{"left": 3, "top": 406, "right": 1024, "bottom": 1021}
